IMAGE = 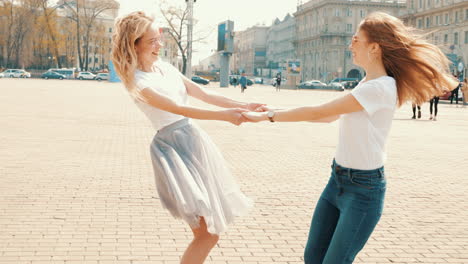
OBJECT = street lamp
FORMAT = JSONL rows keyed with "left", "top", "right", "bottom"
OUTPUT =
{"left": 185, "top": 0, "right": 196, "bottom": 78}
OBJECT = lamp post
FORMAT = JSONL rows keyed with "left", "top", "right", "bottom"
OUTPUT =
{"left": 185, "top": 0, "right": 195, "bottom": 78}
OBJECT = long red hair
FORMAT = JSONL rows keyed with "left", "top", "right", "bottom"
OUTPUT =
{"left": 359, "top": 12, "right": 458, "bottom": 106}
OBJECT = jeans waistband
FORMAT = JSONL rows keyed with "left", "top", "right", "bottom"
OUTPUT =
{"left": 332, "top": 159, "right": 384, "bottom": 178}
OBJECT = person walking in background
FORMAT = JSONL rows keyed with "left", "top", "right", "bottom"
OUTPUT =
{"left": 242, "top": 12, "right": 458, "bottom": 263}
{"left": 276, "top": 73, "right": 282, "bottom": 91}
{"left": 239, "top": 72, "right": 247, "bottom": 93}
{"left": 450, "top": 79, "right": 461, "bottom": 104}
{"left": 111, "top": 11, "right": 264, "bottom": 264}
{"left": 429, "top": 96, "right": 439, "bottom": 121}
{"left": 412, "top": 103, "right": 421, "bottom": 119}
{"left": 232, "top": 76, "right": 238, "bottom": 89}
{"left": 462, "top": 78, "right": 468, "bottom": 106}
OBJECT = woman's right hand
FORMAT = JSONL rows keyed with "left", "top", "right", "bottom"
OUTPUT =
{"left": 220, "top": 108, "right": 248, "bottom": 126}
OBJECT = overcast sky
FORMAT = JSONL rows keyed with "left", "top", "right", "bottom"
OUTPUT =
{"left": 117, "top": 0, "right": 298, "bottom": 64}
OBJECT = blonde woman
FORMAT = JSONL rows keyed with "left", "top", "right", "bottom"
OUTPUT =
{"left": 111, "top": 11, "right": 261, "bottom": 264}
{"left": 244, "top": 12, "right": 458, "bottom": 263}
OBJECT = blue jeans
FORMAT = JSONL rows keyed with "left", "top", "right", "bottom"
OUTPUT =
{"left": 304, "top": 160, "right": 386, "bottom": 264}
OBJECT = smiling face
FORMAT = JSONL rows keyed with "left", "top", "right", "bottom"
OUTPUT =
{"left": 348, "top": 29, "right": 372, "bottom": 68}
{"left": 135, "top": 23, "right": 164, "bottom": 69}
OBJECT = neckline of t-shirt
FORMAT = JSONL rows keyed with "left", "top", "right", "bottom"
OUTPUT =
{"left": 136, "top": 61, "right": 164, "bottom": 75}
{"left": 361, "top": 75, "right": 393, "bottom": 84}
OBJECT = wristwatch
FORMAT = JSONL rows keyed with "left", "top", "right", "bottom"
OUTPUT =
{"left": 267, "top": 110, "right": 275, "bottom": 122}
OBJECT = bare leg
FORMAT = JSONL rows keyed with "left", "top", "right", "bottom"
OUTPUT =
{"left": 180, "top": 217, "right": 219, "bottom": 264}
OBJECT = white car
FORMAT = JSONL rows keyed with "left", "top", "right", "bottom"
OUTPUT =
{"left": 0, "top": 72, "right": 4, "bottom": 78}
{"left": 1, "top": 69, "right": 30, "bottom": 78}
{"left": 77, "top": 72, "right": 96, "bottom": 80}
{"left": 94, "top": 73, "right": 109, "bottom": 81}
{"left": 17, "top": 69, "right": 31, "bottom": 78}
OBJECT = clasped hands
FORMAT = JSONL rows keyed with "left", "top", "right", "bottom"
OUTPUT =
{"left": 223, "top": 103, "right": 272, "bottom": 126}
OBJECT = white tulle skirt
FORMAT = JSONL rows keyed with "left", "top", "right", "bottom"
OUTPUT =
{"left": 149, "top": 118, "right": 253, "bottom": 234}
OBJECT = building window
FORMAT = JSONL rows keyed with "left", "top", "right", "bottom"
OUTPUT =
{"left": 455, "top": 11, "right": 458, "bottom": 22}
{"left": 445, "top": 13, "right": 449, "bottom": 24}
{"left": 335, "top": 9, "right": 340, "bottom": 17}
{"left": 346, "top": 24, "right": 352, "bottom": 32}
{"left": 418, "top": 19, "right": 423, "bottom": 28}
{"left": 454, "top": 32, "right": 458, "bottom": 44}
{"left": 465, "top": 31, "right": 468, "bottom": 44}
{"left": 109, "top": 28, "right": 112, "bottom": 33}
{"left": 419, "top": 0, "right": 422, "bottom": 8}
{"left": 426, "top": 17, "right": 430, "bottom": 27}
{"left": 436, "top": 15, "right": 439, "bottom": 25}
{"left": 346, "top": 8, "right": 352, "bottom": 17}
{"left": 444, "top": 34, "right": 448, "bottom": 44}
{"left": 360, "top": 10, "right": 365, "bottom": 18}
{"left": 427, "top": 0, "right": 431, "bottom": 7}
{"left": 434, "top": 35, "right": 438, "bottom": 45}
{"left": 466, "top": 9, "right": 468, "bottom": 20}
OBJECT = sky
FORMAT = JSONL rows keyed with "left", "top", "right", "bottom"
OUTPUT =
{"left": 117, "top": 0, "right": 299, "bottom": 65}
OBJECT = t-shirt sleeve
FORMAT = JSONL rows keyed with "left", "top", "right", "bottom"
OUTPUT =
{"left": 135, "top": 75, "right": 152, "bottom": 92}
{"left": 351, "top": 81, "right": 392, "bottom": 116}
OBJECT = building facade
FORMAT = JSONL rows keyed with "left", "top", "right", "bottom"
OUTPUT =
{"left": 266, "top": 14, "right": 297, "bottom": 78}
{"left": 402, "top": 0, "right": 468, "bottom": 79}
{"left": 294, "top": 0, "right": 406, "bottom": 82}
{"left": 232, "top": 26, "right": 268, "bottom": 76}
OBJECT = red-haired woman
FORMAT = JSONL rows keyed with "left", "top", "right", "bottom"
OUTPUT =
{"left": 243, "top": 12, "right": 458, "bottom": 263}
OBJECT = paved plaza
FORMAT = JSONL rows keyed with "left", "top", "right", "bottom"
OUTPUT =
{"left": 0, "top": 78, "right": 467, "bottom": 264}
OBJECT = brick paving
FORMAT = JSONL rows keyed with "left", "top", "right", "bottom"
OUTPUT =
{"left": 0, "top": 78, "right": 467, "bottom": 264}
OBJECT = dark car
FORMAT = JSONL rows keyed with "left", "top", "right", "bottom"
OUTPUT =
{"left": 41, "top": 71, "right": 66, "bottom": 80}
{"left": 191, "top": 76, "right": 209, "bottom": 85}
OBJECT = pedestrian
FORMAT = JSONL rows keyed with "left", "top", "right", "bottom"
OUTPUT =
{"left": 276, "top": 73, "right": 282, "bottom": 91}
{"left": 242, "top": 12, "right": 458, "bottom": 264}
{"left": 411, "top": 103, "right": 421, "bottom": 119}
{"left": 462, "top": 78, "right": 468, "bottom": 106}
{"left": 429, "top": 96, "right": 439, "bottom": 121}
{"left": 450, "top": 78, "right": 461, "bottom": 104}
{"left": 111, "top": 11, "right": 263, "bottom": 264}
{"left": 239, "top": 72, "right": 247, "bottom": 93}
{"left": 232, "top": 76, "right": 237, "bottom": 88}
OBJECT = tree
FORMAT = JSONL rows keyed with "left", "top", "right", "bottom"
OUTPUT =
{"left": 160, "top": 0, "right": 212, "bottom": 75}
{"left": 39, "top": 0, "right": 64, "bottom": 68}
{"left": 62, "top": 0, "right": 118, "bottom": 71}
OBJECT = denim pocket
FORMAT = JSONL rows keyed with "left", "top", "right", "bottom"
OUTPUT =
{"left": 350, "top": 171, "right": 385, "bottom": 190}
{"left": 350, "top": 175, "right": 374, "bottom": 189}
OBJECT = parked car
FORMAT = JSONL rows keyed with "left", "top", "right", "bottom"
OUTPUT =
{"left": 330, "top": 77, "right": 360, "bottom": 89}
{"left": 191, "top": 75, "right": 209, "bottom": 85}
{"left": 77, "top": 71, "right": 96, "bottom": 80}
{"left": 17, "top": 69, "right": 31, "bottom": 78}
{"left": 49, "top": 68, "right": 75, "bottom": 79}
{"left": 298, "top": 80, "right": 327, "bottom": 89}
{"left": 1, "top": 69, "right": 28, "bottom": 78}
{"left": 270, "top": 77, "right": 287, "bottom": 86}
{"left": 94, "top": 73, "right": 109, "bottom": 81}
{"left": 328, "top": 82, "right": 345, "bottom": 91}
{"left": 0, "top": 72, "right": 4, "bottom": 78}
{"left": 41, "top": 71, "right": 66, "bottom": 80}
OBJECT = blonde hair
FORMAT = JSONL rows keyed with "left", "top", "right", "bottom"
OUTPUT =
{"left": 359, "top": 12, "right": 457, "bottom": 106}
{"left": 111, "top": 11, "right": 154, "bottom": 100}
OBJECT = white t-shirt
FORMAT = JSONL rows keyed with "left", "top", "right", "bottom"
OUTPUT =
{"left": 133, "top": 60, "right": 188, "bottom": 131}
{"left": 335, "top": 76, "right": 397, "bottom": 170}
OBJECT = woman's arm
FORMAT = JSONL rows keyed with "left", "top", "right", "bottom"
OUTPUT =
{"left": 140, "top": 87, "right": 246, "bottom": 125}
{"left": 180, "top": 74, "right": 263, "bottom": 111}
{"left": 243, "top": 94, "right": 363, "bottom": 122}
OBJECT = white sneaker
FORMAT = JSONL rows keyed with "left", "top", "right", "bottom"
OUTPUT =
{"left": 433, "top": 116, "right": 437, "bottom": 121}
